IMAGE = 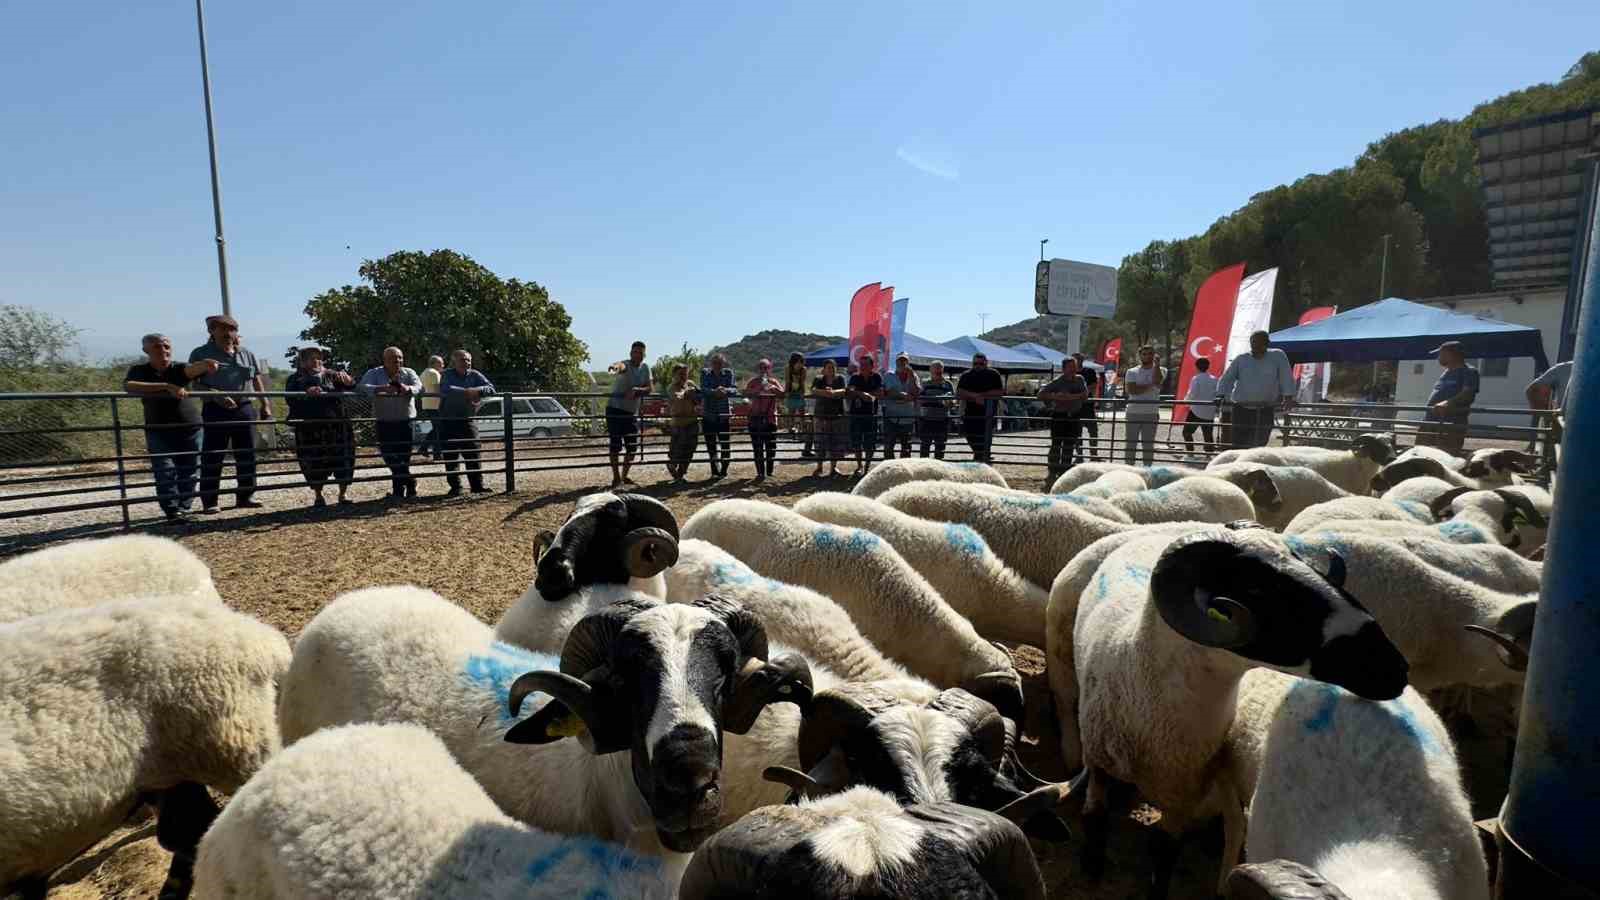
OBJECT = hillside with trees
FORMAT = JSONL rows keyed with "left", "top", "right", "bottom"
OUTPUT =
{"left": 707, "top": 329, "right": 844, "bottom": 378}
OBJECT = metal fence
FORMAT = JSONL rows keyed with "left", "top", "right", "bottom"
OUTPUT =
{"left": 0, "top": 389, "right": 1561, "bottom": 534}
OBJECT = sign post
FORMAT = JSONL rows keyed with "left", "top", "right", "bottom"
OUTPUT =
{"left": 1035, "top": 258, "right": 1118, "bottom": 354}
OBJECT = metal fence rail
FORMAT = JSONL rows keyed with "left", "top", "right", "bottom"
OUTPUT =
{"left": 0, "top": 390, "right": 1560, "bottom": 534}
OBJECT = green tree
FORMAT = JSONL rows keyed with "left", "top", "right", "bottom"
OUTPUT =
{"left": 651, "top": 343, "right": 704, "bottom": 391}
{"left": 300, "top": 250, "right": 588, "bottom": 390}
{"left": 0, "top": 305, "right": 80, "bottom": 372}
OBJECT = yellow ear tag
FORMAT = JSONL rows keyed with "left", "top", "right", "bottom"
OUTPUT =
{"left": 1206, "top": 606, "right": 1232, "bottom": 623}
{"left": 547, "top": 711, "right": 588, "bottom": 738}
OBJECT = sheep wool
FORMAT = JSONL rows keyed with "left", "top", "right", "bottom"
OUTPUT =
{"left": 0, "top": 535, "right": 220, "bottom": 623}
{"left": 664, "top": 538, "right": 913, "bottom": 683}
{"left": 1207, "top": 435, "right": 1395, "bottom": 495}
{"left": 1101, "top": 476, "right": 1257, "bottom": 525}
{"left": 1065, "top": 469, "right": 1151, "bottom": 499}
{"left": 1282, "top": 496, "right": 1437, "bottom": 535}
{"left": 1, "top": 596, "right": 289, "bottom": 892}
{"left": 1197, "top": 463, "right": 1352, "bottom": 531}
{"left": 850, "top": 458, "right": 1009, "bottom": 499}
{"left": 679, "top": 499, "right": 1019, "bottom": 713}
{"left": 792, "top": 493, "right": 1050, "bottom": 646}
{"left": 1246, "top": 680, "right": 1489, "bottom": 900}
{"left": 876, "top": 480, "right": 1138, "bottom": 591}
{"left": 192, "top": 723, "right": 677, "bottom": 900}
{"left": 1382, "top": 475, "right": 1468, "bottom": 509}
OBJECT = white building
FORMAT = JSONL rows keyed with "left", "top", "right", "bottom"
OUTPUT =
{"left": 1393, "top": 286, "right": 1564, "bottom": 429}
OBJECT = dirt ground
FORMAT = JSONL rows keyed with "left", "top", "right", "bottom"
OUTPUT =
{"left": 12, "top": 454, "right": 1512, "bottom": 899}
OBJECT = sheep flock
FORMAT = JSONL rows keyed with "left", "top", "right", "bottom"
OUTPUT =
{"left": 0, "top": 445, "right": 1556, "bottom": 900}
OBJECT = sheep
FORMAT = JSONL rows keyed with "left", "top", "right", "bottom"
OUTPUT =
{"left": 1, "top": 596, "right": 289, "bottom": 900}
{"left": 678, "top": 499, "right": 1022, "bottom": 719}
{"left": 1231, "top": 680, "right": 1489, "bottom": 900}
{"left": 876, "top": 480, "right": 1142, "bottom": 590}
{"left": 791, "top": 492, "right": 1051, "bottom": 646}
{"left": 1066, "top": 468, "right": 1153, "bottom": 498}
{"left": 1207, "top": 433, "right": 1397, "bottom": 494}
{"left": 850, "top": 458, "right": 1009, "bottom": 499}
{"left": 1050, "top": 461, "right": 1200, "bottom": 493}
{"left": 492, "top": 491, "right": 678, "bottom": 656}
{"left": 1392, "top": 443, "right": 1468, "bottom": 471}
{"left": 1100, "top": 475, "right": 1258, "bottom": 525}
{"left": 1067, "top": 528, "right": 1411, "bottom": 899}
{"left": 1381, "top": 475, "right": 1463, "bottom": 508}
{"left": 0, "top": 534, "right": 219, "bottom": 623}
{"left": 664, "top": 538, "right": 912, "bottom": 683}
{"left": 1282, "top": 496, "right": 1437, "bottom": 535}
{"left": 192, "top": 722, "right": 678, "bottom": 900}
{"left": 1427, "top": 485, "right": 1551, "bottom": 558}
{"left": 279, "top": 586, "right": 814, "bottom": 858}
{"left": 679, "top": 786, "right": 1048, "bottom": 900}
{"left": 1374, "top": 448, "right": 1537, "bottom": 492}
{"left": 1194, "top": 464, "right": 1354, "bottom": 531}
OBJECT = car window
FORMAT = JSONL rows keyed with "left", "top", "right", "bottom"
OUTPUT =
{"left": 477, "top": 399, "right": 501, "bottom": 417}
{"left": 513, "top": 399, "right": 535, "bottom": 415}
{"left": 531, "top": 398, "right": 562, "bottom": 414}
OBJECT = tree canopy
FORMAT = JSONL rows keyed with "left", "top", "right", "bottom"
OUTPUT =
{"left": 0, "top": 305, "right": 80, "bottom": 372}
{"left": 298, "top": 250, "right": 588, "bottom": 390}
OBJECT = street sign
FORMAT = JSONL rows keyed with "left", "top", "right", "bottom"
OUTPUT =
{"left": 1035, "top": 258, "right": 1118, "bottom": 318}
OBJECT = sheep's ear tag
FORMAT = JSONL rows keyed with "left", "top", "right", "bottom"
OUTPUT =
{"left": 546, "top": 709, "right": 588, "bottom": 739}
{"left": 504, "top": 701, "right": 587, "bottom": 745}
{"left": 1206, "top": 603, "right": 1233, "bottom": 624}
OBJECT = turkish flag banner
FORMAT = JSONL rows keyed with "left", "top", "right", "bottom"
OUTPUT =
{"left": 1173, "top": 263, "right": 1247, "bottom": 424}
{"left": 1099, "top": 338, "right": 1122, "bottom": 366}
{"left": 848, "top": 283, "right": 882, "bottom": 368}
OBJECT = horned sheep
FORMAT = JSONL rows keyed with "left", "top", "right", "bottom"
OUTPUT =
{"left": 1, "top": 597, "right": 289, "bottom": 900}
{"left": 1374, "top": 448, "right": 1536, "bottom": 492}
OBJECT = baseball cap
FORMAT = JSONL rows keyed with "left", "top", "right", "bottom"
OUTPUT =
{"left": 1428, "top": 340, "right": 1464, "bottom": 355}
{"left": 206, "top": 314, "right": 239, "bottom": 329}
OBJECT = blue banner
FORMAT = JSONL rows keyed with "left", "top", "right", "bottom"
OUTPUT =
{"left": 889, "top": 298, "right": 908, "bottom": 366}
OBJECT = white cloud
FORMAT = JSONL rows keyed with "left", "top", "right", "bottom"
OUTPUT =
{"left": 895, "top": 144, "right": 959, "bottom": 180}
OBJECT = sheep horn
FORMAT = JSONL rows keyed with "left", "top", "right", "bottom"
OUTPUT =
{"left": 1493, "top": 489, "right": 1547, "bottom": 528}
{"left": 508, "top": 669, "right": 592, "bottom": 719}
{"left": 533, "top": 529, "right": 556, "bottom": 564}
{"left": 1225, "top": 860, "right": 1353, "bottom": 900}
{"left": 1428, "top": 487, "right": 1475, "bottom": 521}
{"left": 797, "top": 685, "right": 902, "bottom": 771}
{"left": 762, "top": 765, "right": 824, "bottom": 799}
{"left": 1463, "top": 625, "right": 1530, "bottom": 672}
{"left": 928, "top": 688, "right": 1008, "bottom": 763}
{"left": 958, "top": 670, "right": 1025, "bottom": 725}
{"left": 992, "top": 782, "right": 1075, "bottom": 827}
{"left": 618, "top": 493, "right": 680, "bottom": 539}
{"left": 622, "top": 527, "right": 679, "bottom": 578}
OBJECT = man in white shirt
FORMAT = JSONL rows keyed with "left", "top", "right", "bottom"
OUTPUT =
{"left": 1181, "top": 357, "right": 1219, "bottom": 454}
{"left": 1215, "top": 330, "right": 1295, "bottom": 449}
{"left": 1122, "top": 345, "right": 1165, "bottom": 466}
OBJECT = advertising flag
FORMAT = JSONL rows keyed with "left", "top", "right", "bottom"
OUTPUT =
{"left": 848, "top": 283, "right": 882, "bottom": 368}
{"left": 1171, "top": 263, "right": 1247, "bottom": 424}
{"left": 889, "top": 298, "right": 908, "bottom": 366}
{"left": 1225, "top": 267, "right": 1279, "bottom": 363}
{"left": 1099, "top": 338, "right": 1123, "bottom": 366}
{"left": 1293, "top": 306, "right": 1337, "bottom": 402}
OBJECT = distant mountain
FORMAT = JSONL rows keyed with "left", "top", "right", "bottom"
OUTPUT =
{"left": 975, "top": 316, "right": 1076, "bottom": 351}
{"left": 709, "top": 329, "right": 844, "bottom": 377}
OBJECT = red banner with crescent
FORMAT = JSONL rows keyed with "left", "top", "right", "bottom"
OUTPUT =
{"left": 848, "top": 283, "right": 882, "bottom": 368}
{"left": 1099, "top": 338, "right": 1122, "bottom": 366}
{"left": 1172, "top": 263, "right": 1247, "bottom": 424}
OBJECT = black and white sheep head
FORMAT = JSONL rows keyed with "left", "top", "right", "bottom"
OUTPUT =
{"left": 1350, "top": 433, "right": 1397, "bottom": 465}
{"left": 1236, "top": 468, "right": 1283, "bottom": 514}
{"left": 504, "top": 595, "right": 814, "bottom": 852}
{"left": 1462, "top": 448, "right": 1537, "bottom": 481}
{"left": 532, "top": 492, "right": 680, "bottom": 602}
{"left": 1464, "top": 600, "right": 1537, "bottom": 674}
{"left": 1149, "top": 530, "right": 1410, "bottom": 701}
{"left": 763, "top": 684, "right": 1073, "bottom": 842}
{"left": 677, "top": 790, "right": 1048, "bottom": 900}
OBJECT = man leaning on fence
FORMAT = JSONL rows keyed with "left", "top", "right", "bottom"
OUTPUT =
{"left": 124, "top": 334, "right": 218, "bottom": 522}
{"left": 1416, "top": 340, "right": 1478, "bottom": 454}
{"left": 438, "top": 349, "right": 495, "bottom": 496}
{"left": 1039, "top": 356, "right": 1088, "bottom": 480}
{"left": 286, "top": 347, "right": 356, "bottom": 508}
{"left": 1215, "top": 330, "right": 1295, "bottom": 449}
{"left": 189, "top": 314, "right": 271, "bottom": 512}
{"left": 358, "top": 347, "right": 423, "bottom": 498}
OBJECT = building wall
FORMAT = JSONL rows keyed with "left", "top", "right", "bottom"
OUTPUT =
{"left": 1393, "top": 287, "right": 1564, "bottom": 430}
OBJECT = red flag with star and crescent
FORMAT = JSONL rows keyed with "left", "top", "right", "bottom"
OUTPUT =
{"left": 1173, "top": 263, "right": 1247, "bottom": 424}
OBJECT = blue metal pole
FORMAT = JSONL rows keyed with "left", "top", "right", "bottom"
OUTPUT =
{"left": 1498, "top": 157, "right": 1600, "bottom": 897}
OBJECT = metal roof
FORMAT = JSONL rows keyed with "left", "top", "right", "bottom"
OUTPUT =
{"left": 1474, "top": 107, "right": 1600, "bottom": 287}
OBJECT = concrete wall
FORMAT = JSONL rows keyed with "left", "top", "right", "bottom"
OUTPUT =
{"left": 1393, "top": 287, "right": 1564, "bottom": 431}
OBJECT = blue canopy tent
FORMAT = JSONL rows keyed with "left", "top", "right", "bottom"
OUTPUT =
{"left": 1269, "top": 298, "right": 1550, "bottom": 371}
{"left": 802, "top": 332, "right": 972, "bottom": 369}
{"left": 939, "top": 336, "right": 1053, "bottom": 372}
{"left": 1009, "top": 341, "right": 1075, "bottom": 368}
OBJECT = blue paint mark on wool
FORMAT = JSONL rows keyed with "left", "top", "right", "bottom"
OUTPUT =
{"left": 814, "top": 526, "right": 880, "bottom": 554}
{"left": 1292, "top": 681, "right": 1441, "bottom": 755}
{"left": 998, "top": 494, "right": 1054, "bottom": 511}
{"left": 1123, "top": 563, "right": 1151, "bottom": 584}
{"left": 1380, "top": 698, "right": 1442, "bottom": 755}
{"left": 1296, "top": 681, "right": 1342, "bottom": 734}
{"left": 1395, "top": 500, "right": 1432, "bottom": 523}
{"left": 524, "top": 843, "right": 574, "bottom": 882}
{"left": 522, "top": 836, "right": 663, "bottom": 889}
{"left": 463, "top": 641, "right": 559, "bottom": 723}
{"left": 1147, "top": 467, "right": 1188, "bottom": 487}
{"left": 1438, "top": 521, "right": 1487, "bottom": 543}
{"left": 944, "top": 523, "right": 985, "bottom": 558}
{"left": 956, "top": 462, "right": 985, "bottom": 470}
{"left": 711, "top": 562, "right": 785, "bottom": 593}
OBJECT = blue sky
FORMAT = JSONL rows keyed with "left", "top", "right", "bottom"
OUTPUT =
{"left": 2, "top": 1, "right": 1594, "bottom": 368}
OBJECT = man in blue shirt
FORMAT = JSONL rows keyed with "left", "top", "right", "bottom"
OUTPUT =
{"left": 357, "top": 347, "right": 424, "bottom": 498}
{"left": 188, "top": 314, "right": 271, "bottom": 511}
{"left": 701, "top": 353, "right": 737, "bottom": 479}
{"left": 437, "top": 349, "right": 496, "bottom": 496}
{"left": 1417, "top": 341, "right": 1479, "bottom": 454}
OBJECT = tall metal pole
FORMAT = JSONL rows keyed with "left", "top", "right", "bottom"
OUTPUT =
{"left": 1040, "top": 238, "right": 1048, "bottom": 262}
{"left": 1378, "top": 233, "right": 1391, "bottom": 300}
{"left": 196, "top": 0, "right": 231, "bottom": 317}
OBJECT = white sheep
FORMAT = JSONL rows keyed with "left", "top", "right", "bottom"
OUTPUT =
{"left": 663, "top": 538, "right": 912, "bottom": 683}
{"left": 1207, "top": 433, "right": 1396, "bottom": 494}
{"left": 1, "top": 596, "right": 289, "bottom": 900}
{"left": 1049, "top": 462, "right": 1198, "bottom": 493}
{"left": 1195, "top": 463, "right": 1353, "bottom": 531}
{"left": 1099, "top": 475, "right": 1258, "bottom": 525}
{"left": 193, "top": 722, "right": 677, "bottom": 899}
{"left": 680, "top": 786, "right": 1048, "bottom": 899}
{"left": 876, "top": 480, "right": 1140, "bottom": 591}
{"left": 1069, "top": 527, "right": 1412, "bottom": 898}
{"left": 0, "top": 534, "right": 219, "bottom": 623}
{"left": 1381, "top": 475, "right": 1463, "bottom": 508}
{"left": 1282, "top": 496, "right": 1437, "bottom": 535}
{"left": 1428, "top": 485, "right": 1551, "bottom": 558}
{"left": 1391, "top": 444, "right": 1468, "bottom": 471}
{"left": 678, "top": 499, "right": 1022, "bottom": 718}
{"left": 1375, "top": 448, "right": 1536, "bottom": 492}
{"left": 279, "top": 586, "right": 814, "bottom": 859}
{"left": 850, "top": 457, "right": 1010, "bottom": 498}
{"left": 791, "top": 492, "right": 1051, "bottom": 646}
{"left": 1065, "top": 468, "right": 1153, "bottom": 498}
{"left": 1232, "top": 680, "right": 1489, "bottom": 900}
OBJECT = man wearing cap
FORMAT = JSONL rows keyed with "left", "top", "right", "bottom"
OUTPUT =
{"left": 1417, "top": 341, "right": 1478, "bottom": 453}
{"left": 1215, "top": 330, "right": 1295, "bottom": 449}
{"left": 189, "top": 314, "right": 271, "bottom": 511}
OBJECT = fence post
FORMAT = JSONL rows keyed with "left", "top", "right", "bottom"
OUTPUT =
{"left": 503, "top": 392, "right": 515, "bottom": 493}
{"left": 109, "top": 396, "right": 131, "bottom": 530}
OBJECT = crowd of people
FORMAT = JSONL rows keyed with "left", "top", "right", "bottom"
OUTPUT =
{"left": 120, "top": 324, "right": 1571, "bottom": 520}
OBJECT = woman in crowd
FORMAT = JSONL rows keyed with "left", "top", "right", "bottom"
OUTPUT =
{"left": 744, "top": 358, "right": 784, "bottom": 481}
{"left": 917, "top": 361, "right": 954, "bottom": 458}
{"left": 782, "top": 352, "right": 811, "bottom": 458}
{"left": 810, "top": 359, "right": 848, "bottom": 477}
{"left": 845, "top": 354, "right": 884, "bottom": 476}
{"left": 285, "top": 347, "right": 356, "bottom": 507}
{"left": 664, "top": 363, "right": 700, "bottom": 482}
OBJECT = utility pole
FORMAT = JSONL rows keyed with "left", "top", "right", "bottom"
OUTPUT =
{"left": 196, "top": 0, "right": 232, "bottom": 317}
{"left": 1378, "top": 233, "right": 1391, "bottom": 300}
{"left": 1040, "top": 238, "right": 1049, "bottom": 262}
{"left": 978, "top": 313, "right": 989, "bottom": 335}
